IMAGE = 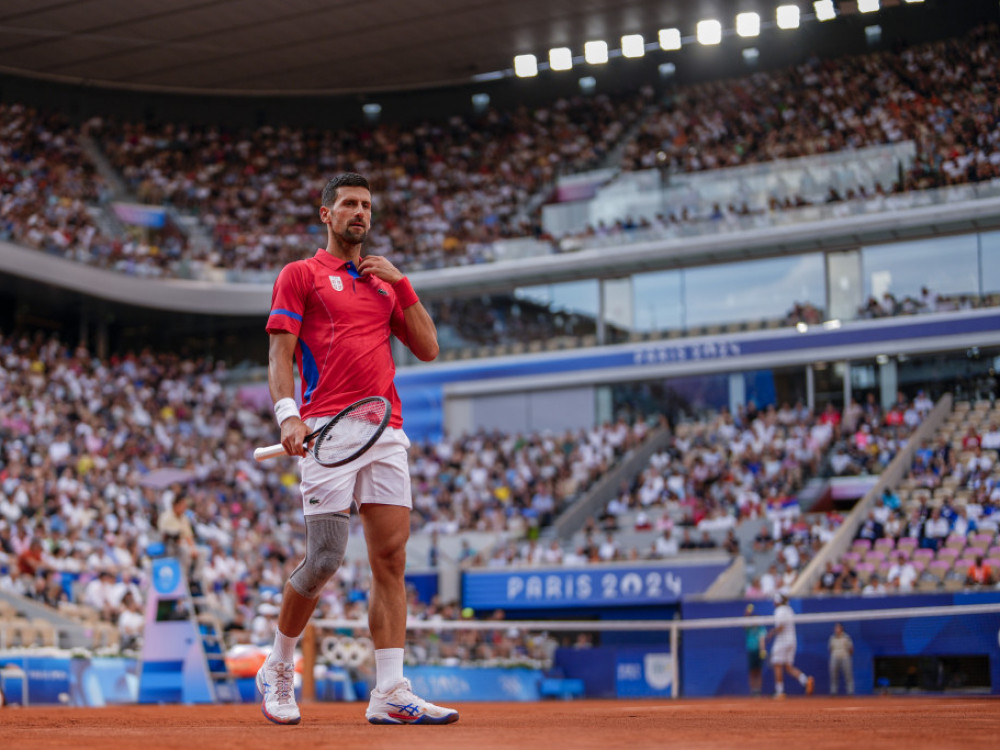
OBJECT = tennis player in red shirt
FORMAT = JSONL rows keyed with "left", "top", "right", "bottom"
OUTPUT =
{"left": 258, "top": 172, "right": 456, "bottom": 726}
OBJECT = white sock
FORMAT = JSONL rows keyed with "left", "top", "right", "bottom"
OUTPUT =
{"left": 375, "top": 648, "right": 405, "bottom": 693}
{"left": 775, "top": 683, "right": 785, "bottom": 695}
{"left": 270, "top": 629, "right": 298, "bottom": 664}
{"left": 798, "top": 673, "right": 808, "bottom": 686}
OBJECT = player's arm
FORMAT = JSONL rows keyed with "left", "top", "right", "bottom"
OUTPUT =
{"left": 268, "top": 331, "right": 309, "bottom": 457}
{"left": 358, "top": 254, "right": 439, "bottom": 361}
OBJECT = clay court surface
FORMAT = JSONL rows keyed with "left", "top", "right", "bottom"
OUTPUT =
{"left": 2, "top": 697, "right": 1000, "bottom": 749}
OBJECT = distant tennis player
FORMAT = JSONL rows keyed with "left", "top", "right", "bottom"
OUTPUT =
{"left": 766, "top": 590, "right": 815, "bottom": 699}
{"left": 259, "top": 172, "right": 456, "bottom": 725}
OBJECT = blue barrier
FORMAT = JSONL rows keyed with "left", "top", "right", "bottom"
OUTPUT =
{"left": 680, "top": 592, "right": 1000, "bottom": 697}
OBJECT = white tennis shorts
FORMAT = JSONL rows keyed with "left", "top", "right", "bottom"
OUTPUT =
{"left": 771, "top": 642, "right": 797, "bottom": 666}
{"left": 298, "top": 422, "right": 412, "bottom": 516}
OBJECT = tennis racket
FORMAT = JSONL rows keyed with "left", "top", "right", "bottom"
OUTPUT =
{"left": 253, "top": 396, "right": 391, "bottom": 467}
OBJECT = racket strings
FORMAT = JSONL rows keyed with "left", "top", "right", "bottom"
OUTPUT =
{"left": 314, "top": 400, "right": 387, "bottom": 465}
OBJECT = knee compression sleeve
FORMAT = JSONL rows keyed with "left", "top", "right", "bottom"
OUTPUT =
{"left": 288, "top": 512, "right": 349, "bottom": 598}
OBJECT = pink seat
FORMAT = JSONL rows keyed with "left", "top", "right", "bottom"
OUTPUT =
{"left": 913, "top": 548, "right": 935, "bottom": 562}
{"left": 874, "top": 537, "right": 896, "bottom": 551}
{"left": 937, "top": 547, "right": 961, "bottom": 560}
{"left": 972, "top": 532, "right": 994, "bottom": 546}
{"left": 988, "top": 545, "right": 1000, "bottom": 558}
{"left": 855, "top": 562, "right": 876, "bottom": 577}
{"left": 866, "top": 549, "right": 887, "bottom": 562}
{"left": 852, "top": 538, "right": 873, "bottom": 551}
{"left": 842, "top": 551, "right": 862, "bottom": 565}
{"left": 954, "top": 558, "right": 977, "bottom": 571}
{"left": 926, "top": 560, "right": 952, "bottom": 580}
{"left": 897, "top": 537, "right": 919, "bottom": 552}
{"left": 985, "top": 558, "right": 1000, "bottom": 570}
{"left": 910, "top": 559, "right": 927, "bottom": 574}
{"left": 945, "top": 534, "right": 967, "bottom": 549}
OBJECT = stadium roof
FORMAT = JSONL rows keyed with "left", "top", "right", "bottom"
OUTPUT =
{"left": 0, "top": 0, "right": 790, "bottom": 96}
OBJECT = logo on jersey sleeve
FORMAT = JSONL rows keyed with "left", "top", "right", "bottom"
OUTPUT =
{"left": 330, "top": 276, "right": 343, "bottom": 292}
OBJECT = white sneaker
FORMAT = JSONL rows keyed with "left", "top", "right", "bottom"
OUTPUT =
{"left": 366, "top": 678, "right": 459, "bottom": 725}
{"left": 256, "top": 660, "right": 300, "bottom": 725}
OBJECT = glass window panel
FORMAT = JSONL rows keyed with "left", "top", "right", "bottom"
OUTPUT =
{"left": 632, "top": 270, "right": 683, "bottom": 333}
{"left": 682, "top": 254, "right": 825, "bottom": 328}
{"left": 514, "top": 280, "right": 598, "bottom": 317}
{"left": 980, "top": 231, "right": 1000, "bottom": 295}
{"left": 861, "top": 235, "right": 979, "bottom": 307}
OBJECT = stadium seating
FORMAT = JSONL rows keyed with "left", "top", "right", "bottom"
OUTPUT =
{"left": 2, "top": 25, "right": 997, "bottom": 282}
{"left": 823, "top": 399, "right": 1000, "bottom": 594}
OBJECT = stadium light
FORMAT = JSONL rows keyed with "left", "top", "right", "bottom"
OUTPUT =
{"left": 858, "top": 0, "right": 880, "bottom": 12}
{"left": 865, "top": 24, "right": 882, "bottom": 44}
{"left": 736, "top": 12, "right": 760, "bottom": 38}
{"left": 579, "top": 76, "right": 597, "bottom": 93}
{"left": 904, "top": 0, "right": 924, "bottom": 3}
{"left": 813, "top": 0, "right": 836, "bottom": 21}
{"left": 548, "top": 47, "right": 573, "bottom": 71}
{"left": 776, "top": 5, "right": 800, "bottom": 30}
{"left": 621, "top": 34, "right": 645, "bottom": 58}
{"left": 696, "top": 19, "right": 722, "bottom": 46}
{"left": 659, "top": 62, "right": 676, "bottom": 77}
{"left": 658, "top": 28, "right": 682, "bottom": 51}
{"left": 513, "top": 54, "right": 538, "bottom": 78}
{"left": 584, "top": 40, "right": 608, "bottom": 65}
{"left": 743, "top": 47, "right": 760, "bottom": 64}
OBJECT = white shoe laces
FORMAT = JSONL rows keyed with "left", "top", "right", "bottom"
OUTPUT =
{"left": 270, "top": 662, "right": 294, "bottom": 705}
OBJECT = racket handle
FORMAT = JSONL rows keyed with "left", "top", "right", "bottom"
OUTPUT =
{"left": 254, "top": 443, "right": 290, "bottom": 461}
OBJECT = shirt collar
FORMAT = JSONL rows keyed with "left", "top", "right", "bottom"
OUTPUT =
{"left": 313, "top": 248, "right": 363, "bottom": 278}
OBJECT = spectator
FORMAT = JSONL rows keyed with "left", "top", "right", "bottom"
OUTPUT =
{"left": 966, "top": 555, "right": 995, "bottom": 586}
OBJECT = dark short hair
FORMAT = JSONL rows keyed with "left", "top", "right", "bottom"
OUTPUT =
{"left": 321, "top": 173, "right": 370, "bottom": 206}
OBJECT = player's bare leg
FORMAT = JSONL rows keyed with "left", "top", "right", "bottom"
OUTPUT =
{"left": 258, "top": 511, "right": 348, "bottom": 725}
{"left": 256, "top": 584, "right": 317, "bottom": 725}
{"left": 785, "top": 664, "right": 815, "bottom": 696}
{"left": 773, "top": 664, "right": 786, "bottom": 699}
{"left": 362, "top": 503, "right": 458, "bottom": 724}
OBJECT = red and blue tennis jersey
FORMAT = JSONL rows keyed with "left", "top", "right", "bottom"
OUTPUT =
{"left": 266, "top": 249, "right": 409, "bottom": 428}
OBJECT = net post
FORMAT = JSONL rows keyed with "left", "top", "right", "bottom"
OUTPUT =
{"left": 670, "top": 623, "right": 680, "bottom": 699}
{"left": 302, "top": 621, "right": 316, "bottom": 701}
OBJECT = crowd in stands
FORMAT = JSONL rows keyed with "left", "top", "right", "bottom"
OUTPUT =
{"left": 475, "top": 401, "right": 846, "bottom": 580}
{"left": 88, "top": 88, "right": 652, "bottom": 276}
{"left": 0, "top": 329, "right": 658, "bottom": 652}
{"left": 3, "top": 25, "right": 998, "bottom": 282}
{"left": 0, "top": 104, "right": 110, "bottom": 263}
{"left": 0, "top": 103, "right": 184, "bottom": 276}
{"left": 621, "top": 26, "right": 999, "bottom": 185}
{"left": 818, "top": 400, "right": 1000, "bottom": 596}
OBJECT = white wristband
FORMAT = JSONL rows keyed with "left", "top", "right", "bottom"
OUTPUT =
{"left": 274, "top": 397, "right": 300, "bottom": 426}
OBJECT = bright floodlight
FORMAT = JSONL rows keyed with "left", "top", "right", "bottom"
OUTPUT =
{"left": 736, "top": 12, "right": 760, "bottom": 38}
{"left": 696, "top": 19, "right": 722, "bottom": 46}
{"left": 658, "top": 28, "right": 682, "bottom": 51}
{"left": 513, "top": 54, "right": 538, "bottom": 78}
{"left": 813, "top": 1, "right": 836, "bottom": 21}
{"left": 549, "top": 47, "right": 572, "bottom": 71}
{"left": 584, "top": 40, "right": 608, "bottom": 64}
{"left": 621, "top": 34, "right": 645, "bottom": 58}
{"left": 904, "top": 0, "right": 924, "bottom": 3}
{"left": 743, "top": 47, "right": 760, "bottom": 62}
{"left": 776, "top": 5, "right": 800, "bottom": 30}
{"left": 858, "top": 0, "right": 880, "bottom": 12}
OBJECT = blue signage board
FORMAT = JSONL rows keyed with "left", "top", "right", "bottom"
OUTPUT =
{"left": 462, "top": 562, "right": 729, "bottom": 610}
{"left": 615, "top": 649, "right": 673, "bottom": 698}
